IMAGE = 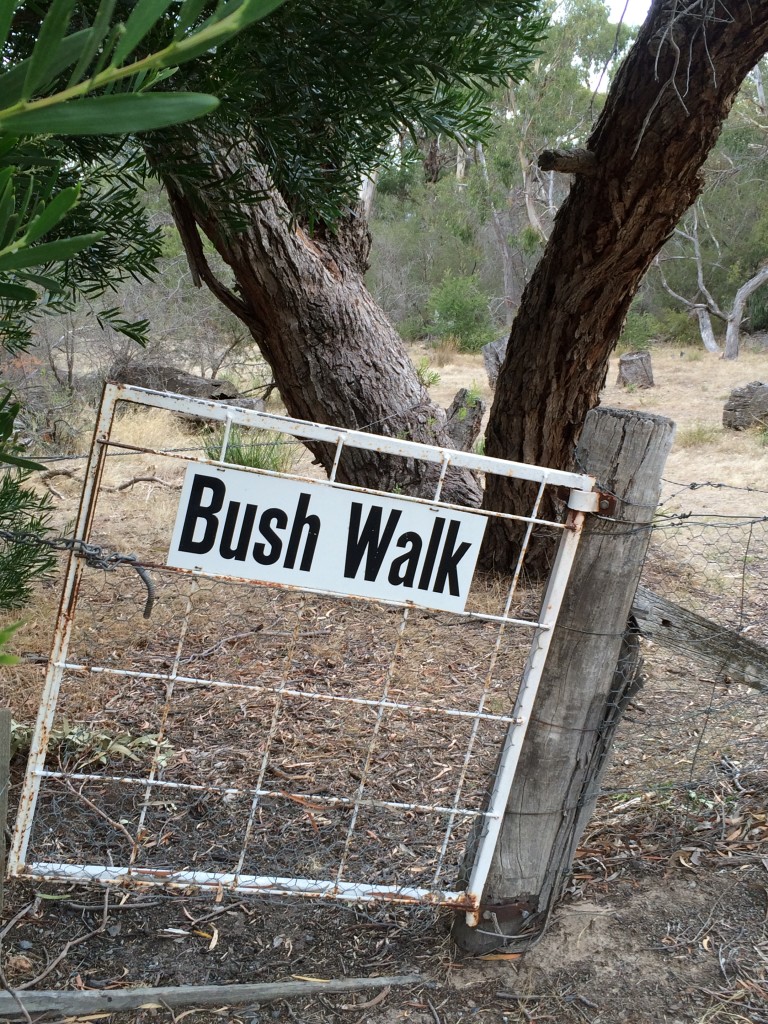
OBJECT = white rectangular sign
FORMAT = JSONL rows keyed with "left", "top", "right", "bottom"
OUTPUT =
{"left": 167, "top": 465, "right": 487, "bottom": 613}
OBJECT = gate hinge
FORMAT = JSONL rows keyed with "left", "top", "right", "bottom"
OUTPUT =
{"left": 595, "top": 491, "right": 617, "bottom": 517}
{"left": 477, "top": 898, "right": 536, "bottom": 927}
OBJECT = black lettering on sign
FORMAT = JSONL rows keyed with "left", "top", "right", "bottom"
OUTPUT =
{"left": 433, "top": 520, "right": 471, "bottom": 596}
{"left": 219, "top": 502, "right": 257, "bottom": 560}
{"left": 417, "top": 517, "right": 445, "bottom": 591}
{"left": 283, "top": 493, "right": 320, "bottom": 571}
{"left": 178, "top": 474, "right": 225, "bottom": 554}
{"left": 345, "top": 503, "right": 402, "bottom": 581}
{"left": 388, "top": 532, "right": 422, "bottom": 587}
{"left": 253, "top": 507, "right": 288, "bottom": 565}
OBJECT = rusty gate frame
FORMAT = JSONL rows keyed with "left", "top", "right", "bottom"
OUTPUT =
{"left": 8, "top": 384, "right": 598, "bottom": 927}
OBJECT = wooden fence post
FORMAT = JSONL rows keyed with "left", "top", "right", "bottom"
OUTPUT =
{"left": 454, "top": 407, "right": 675, "bottom": 952}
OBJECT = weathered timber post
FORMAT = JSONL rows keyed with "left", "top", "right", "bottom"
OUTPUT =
{"left": 454, "top": 407, "right": 674, "bottom": 952}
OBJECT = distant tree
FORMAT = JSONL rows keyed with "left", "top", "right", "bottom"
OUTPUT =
{"left": 651, "top": 66, "right": 768, "bottom": 358}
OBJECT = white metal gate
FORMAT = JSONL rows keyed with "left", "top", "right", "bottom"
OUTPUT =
{"left": 9, "top": 384, "right": 597, "bottom": 926}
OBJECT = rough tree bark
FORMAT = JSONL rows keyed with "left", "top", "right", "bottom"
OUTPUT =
{"left": 158, "top": 154, "right": 481, "bottom": 507}
{"left": 482, "top": 0, "right": 768, "bottom": 570}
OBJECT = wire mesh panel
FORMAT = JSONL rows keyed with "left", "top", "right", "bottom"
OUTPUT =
{"left": 9, "top": 384, "right": 597, "bottom": 918}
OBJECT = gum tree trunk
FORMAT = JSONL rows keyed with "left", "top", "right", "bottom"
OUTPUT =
{"left": 482, "top": 0, "right": 768, "bottom": 570}
{"left": 159, "top": 154, "right": 482, "bottom": 507}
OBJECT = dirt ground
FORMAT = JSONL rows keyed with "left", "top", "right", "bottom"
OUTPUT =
{"left": 0, "top": 344, "right": 767, "bottom": 1023}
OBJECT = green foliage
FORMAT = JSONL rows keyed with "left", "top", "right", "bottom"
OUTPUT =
{"left": 0, "top": 620, "right": 23, "bottom": 665}
{"left": 517, "top": 226, "right": 544, "bottom": 256}
{"left": 747, "top": 287, "right": 768, "bottom": 332}
{"left": 204, "top": 425, "right": 298, "bottom": 474}
{"left": 428, "top": 275, "right": 495, "bottom": 352}
{"left": 0, "top": 466, "right": 56, "bottom": 611}
{"left": 160, "top": 0, "right": 548, "bottom": 224}
{"left": 0, "top": 0, "right": 286, "bottom": 134}
{"left": 0, "top": 2, "right": 287, "bottom": 655}
{"left": 621, "top": 309, "right": 662, "bottom": 349}
{"left": 656, "top": 309, "right": 702, "bottom": 347}
{"left": 0, "top": 1, "right": 287, "bottom": 352}
{"left": 415, "top": 358, "right": 440, "bottom": 390}
{"left": 368, "top": 0, "right": 635, "bottom": 340}
{"left": 377, "top": 157, "right": 423, "bottom": 201}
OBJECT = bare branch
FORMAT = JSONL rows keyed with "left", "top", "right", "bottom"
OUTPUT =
{"left": 537, "top": 148, "right": 597, "bottom": 175}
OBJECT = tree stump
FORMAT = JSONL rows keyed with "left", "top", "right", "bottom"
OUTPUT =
{"left": 722, "top": 380, "right": 768, "bottom": 430}
{"left": 616, "top": 351, "right": 654, "bottom": 389}
{"left": 444, "top": 388, "right": 486, "bottom": 452}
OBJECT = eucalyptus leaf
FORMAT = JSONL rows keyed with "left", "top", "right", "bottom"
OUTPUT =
{"left": 0, "top": 2, "right": 20, "bottom": 56}
{"left": 0, "top": 450, "right": 45, "bottom": 471}
{"left": 68, "top": 1, "right": 117, "bottom": 87}
{"left": 0, "top": 93, "right": 219, "bottom": 136}
{"left": 23, "top": 0, "right": 78, "bottom": 100}
{"left": 17, "top": 271, "right": 66, "bottom": 292}
{"left": 23, "top": 185, "right": 80, "bottom": 245}
{"left": 0, "top": 231, "right": 103, "bottom": 272}
{"left": 0, "top": 282, "right": 37, "bottom": 301}
{"left": 154, "top": 0, "right": 287, "bottom": 67}
{"left": 174, "top": 0, "right": 208, "bottom": 39}
{"left": 0, "top": 29, "right": 93, "bottom": 107}
{"left": 112, "top": 0, "right": 177, "bottom": 67}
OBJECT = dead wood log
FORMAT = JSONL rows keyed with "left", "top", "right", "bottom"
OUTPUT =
{"left": 108, "top": 362, "right": 239, "bottom": 400}
{"left": 632, "top": 585, "right": 768, "bottom": 693}
{"left": 107, "top": 363, "right": 266, "bottom": 423}
{"left": 722, "top": 380, "right": 768, "bottom": 430}
{"left": 482, "top": 338, "right": 508, "bottom": 390}
{"left": 0, "top": 975, "right": 425, "bottom": 1018}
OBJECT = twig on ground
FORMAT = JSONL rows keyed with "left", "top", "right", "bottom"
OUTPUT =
{"left": 18, "top": 891, "right": 110, "bottom": 990}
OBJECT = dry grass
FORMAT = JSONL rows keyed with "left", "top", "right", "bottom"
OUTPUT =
{"left": 676, "top": 421, "right": 723, "bottom": 448}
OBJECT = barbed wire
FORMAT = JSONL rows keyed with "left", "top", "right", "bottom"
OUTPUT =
{"left": 663, "top": 477, "right": 768, "bottom": 499}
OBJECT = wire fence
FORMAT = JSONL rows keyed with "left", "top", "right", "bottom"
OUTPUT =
{"left": 600, "top": 477, "right": 768, "bottom": 801}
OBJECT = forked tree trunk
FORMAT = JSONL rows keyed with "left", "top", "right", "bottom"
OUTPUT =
{"left": 152, "top": 1, "right": 768, "bottom": 561}
{"left": 158, "top": 154, "right": 481, "bottom": 507}
{"left": 482, "top": 0, "right": 768, "bottom": 571}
